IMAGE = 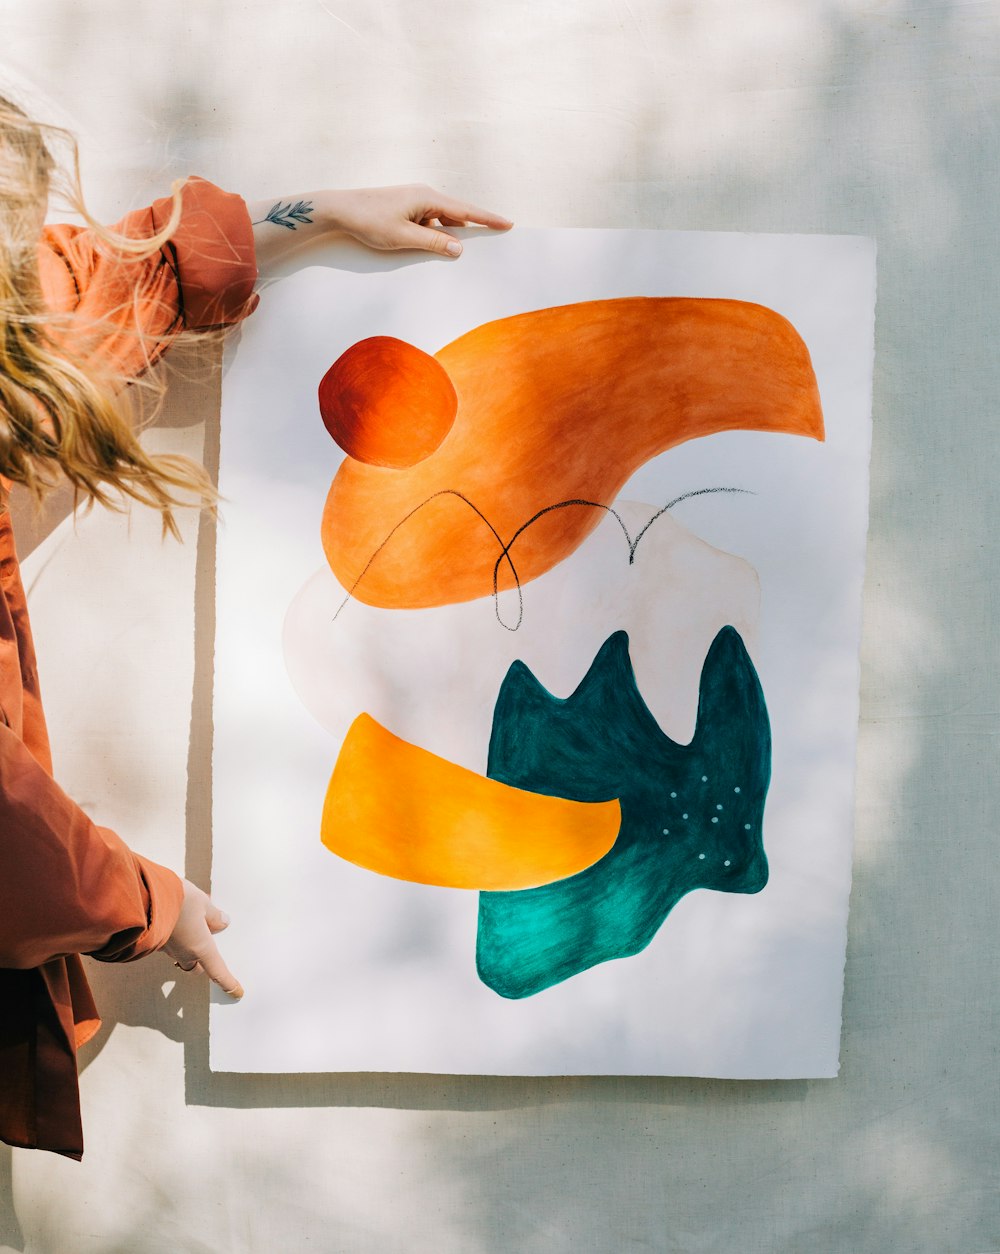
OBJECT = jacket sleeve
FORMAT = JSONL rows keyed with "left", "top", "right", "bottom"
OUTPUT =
{"left": 0, "top": 722, "right": 184, "bottom": 968}
{"left": 2, "top": 179, "right": 259, "bottom": 966}
{"left": 39, "top": 175, "right": 259, "bottom": 379}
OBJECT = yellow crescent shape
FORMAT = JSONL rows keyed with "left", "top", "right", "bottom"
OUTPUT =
{"left": 321, "top": 713, "right": 621, "bottom": 890}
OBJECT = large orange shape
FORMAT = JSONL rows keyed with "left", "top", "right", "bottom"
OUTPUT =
{"left": 321, "top": 298, "right": 825, "bottom": 609}
{"left": 321, "top": 713, "right": 621, "bottom": 890}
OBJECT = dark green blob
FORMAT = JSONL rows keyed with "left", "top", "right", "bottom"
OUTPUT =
{"left": 477, "top": 627, "right": 771, "bottom": 999}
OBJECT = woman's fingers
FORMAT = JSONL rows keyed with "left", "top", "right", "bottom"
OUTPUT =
{"left": 408, "top": 189, "right": 512, "bottom": 248}
{"left": 424, "top": 194, "right": 512, "bottom": 230}
{"left": 196, "top": 936, "right": 244, "bottom": 1000}
{"left": 164, "top": 880, "right": 243, "bottom": 998}
{"left": 396, "top": 220, "right": 464, "bottom": 256}
{"left": 205, "top": 901, "right": 231, "bottom": 935}
{"left": 172, "top": 936, "right": 242, "bottom": 998}
{"left": 464, "top": 203, "right": 514, "bottom": 230}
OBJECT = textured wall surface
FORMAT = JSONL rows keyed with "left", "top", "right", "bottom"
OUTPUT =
{"left": 1, "top": 2, "right": 999, "bottom": 1250}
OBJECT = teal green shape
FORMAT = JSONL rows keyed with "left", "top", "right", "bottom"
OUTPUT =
{"left": 477, "top": 627, "right": 770, "bottom": 999}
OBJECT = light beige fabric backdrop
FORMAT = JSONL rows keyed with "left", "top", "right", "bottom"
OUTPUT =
{"left": 2, "top": 2, "right": 998, "bottom": 1250}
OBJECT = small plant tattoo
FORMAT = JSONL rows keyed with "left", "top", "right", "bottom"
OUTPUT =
{"left": 252, "top": 199, "right": 315, "bottom": 230}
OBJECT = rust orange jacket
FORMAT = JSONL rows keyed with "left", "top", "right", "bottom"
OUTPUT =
{"left": 0, "top": 177, "right": 258, "bottom": 1159}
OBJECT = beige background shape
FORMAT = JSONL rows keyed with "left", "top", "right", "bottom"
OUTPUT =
{"left": 3, "top": 1, "right": 999, "bottom": 1250}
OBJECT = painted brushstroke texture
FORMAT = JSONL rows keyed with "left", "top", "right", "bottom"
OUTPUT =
{"left": 320, "top": 297, "right": 824, "bottom": 610}
{"left": 477, "top": 627, "right": 771, "bottom": 999}
{"left": 320, "top": 712, "right": 620, "bottom": 890}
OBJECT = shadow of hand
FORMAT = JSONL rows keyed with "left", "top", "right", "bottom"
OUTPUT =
{"left": 77, "top": 952, "right": 201, "bottom": 1072}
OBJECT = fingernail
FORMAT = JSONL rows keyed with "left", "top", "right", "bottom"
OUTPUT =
{"left": 226, "top": 983, "right": 245, "bottom": 1000}
{"left": 219, "top": 912, "right": 231, "bottom": 927}
{"left": 446, "top": 240, "right": 462, "bottom": 257}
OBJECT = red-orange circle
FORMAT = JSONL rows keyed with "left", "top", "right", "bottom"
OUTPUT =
{"left": 318, "top": 336, "right": 457, "bottom": 468}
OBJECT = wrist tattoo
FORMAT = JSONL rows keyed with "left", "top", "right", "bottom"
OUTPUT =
{"left": 252, "top": 199, "right": 315, "bottom": 230}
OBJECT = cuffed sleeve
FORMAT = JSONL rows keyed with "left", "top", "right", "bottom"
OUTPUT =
{"left": 0, "top": 723, "right": 184, "bottom": 970}
{"left": 39, "top": 175, "right": 259, "bottom": 380}
{"left": 152, "top": 175, "right": 259, "bottom": 330}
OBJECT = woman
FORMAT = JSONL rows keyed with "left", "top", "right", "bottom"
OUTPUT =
{"left": 0, "top": 91, "right": 511, "bottom": 1159}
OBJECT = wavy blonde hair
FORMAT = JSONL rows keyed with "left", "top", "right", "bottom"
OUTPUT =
{"left": 0, "top": 92, "right": 219, "bottom": 538}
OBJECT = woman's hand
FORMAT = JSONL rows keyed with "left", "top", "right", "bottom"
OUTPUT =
{"left": 246, "top": 183, "right": 513, "bottom": 271}
{"left": 321, "top": 184, "right": 513, "bottom": 256}
{"left": 162, "top": 878, "right": 243, "bottom": 999}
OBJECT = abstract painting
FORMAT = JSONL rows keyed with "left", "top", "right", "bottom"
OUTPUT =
{"left": 211, "top": 228, "right": 875, "bottom": 1077}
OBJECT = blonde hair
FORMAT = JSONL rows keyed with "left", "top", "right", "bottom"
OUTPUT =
{"left": 0, "top": 92, "right": 219, "bottom": 538}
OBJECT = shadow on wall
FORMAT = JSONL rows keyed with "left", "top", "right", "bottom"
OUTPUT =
{"left": 6, "top": 0, "right": 1000, "bottom": 1248}
{"left": 0, "top": 1145, "right": 24, "bottom": 1250}
{"left": 9, "top": 344, "right": 224, "bottom": 562}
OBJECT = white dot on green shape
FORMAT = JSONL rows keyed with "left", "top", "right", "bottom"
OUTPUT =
{"left": 701, "top": 775, "right": 708, "bottom": 782}
{"left": 744, "top": 824, "right": 751, "bottom": 830}
{"left": 682, "top": 813, "right": 688, "bottom": 820}
{"left": 724, "top": 860, "right": 731, "bottom": 867}
{"left": 734, "top": 786, "right": 741, "bottom": 794}
{"left": 670, "top": 791, "right": 677, "bottom": 798}
{"left": 711, "top": 817, "right": 719, "bottom": 824}
{"left": 662, "top": 828, "right": 669, "bottom": 835}
{"left": 698, "top": 853, "right": 706, "bottom": 860}
{"left": 716, "top": 804, "right": 723, "bottom": 811}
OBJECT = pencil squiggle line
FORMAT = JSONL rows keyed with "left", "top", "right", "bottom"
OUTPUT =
{"left": 331, "top": 486, "right": 753, "bottom": 631}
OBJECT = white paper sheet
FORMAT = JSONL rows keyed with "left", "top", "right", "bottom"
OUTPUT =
{"left": 211, "top": 227, "right": 875, "bottom": 1076}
